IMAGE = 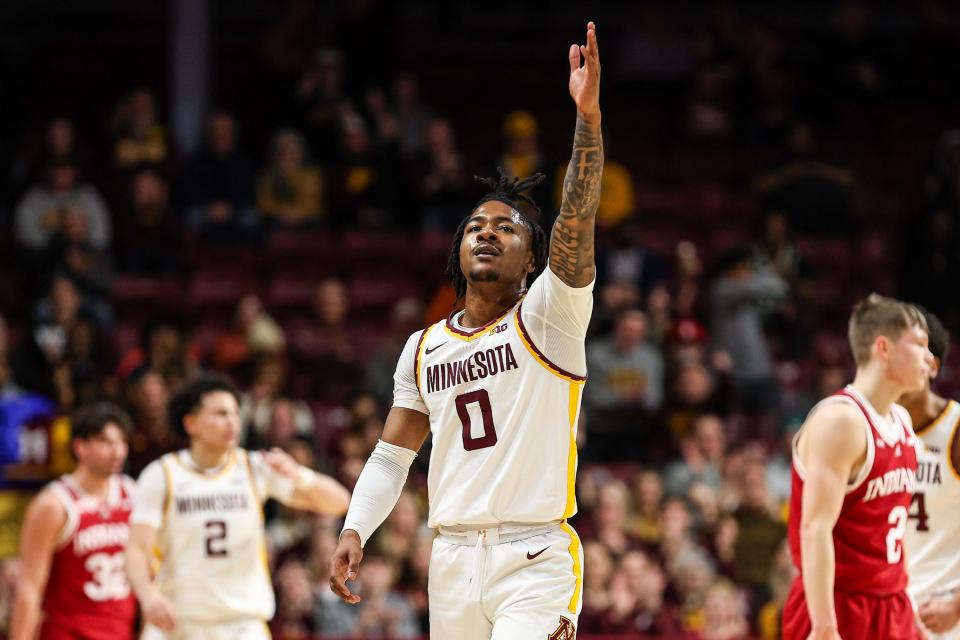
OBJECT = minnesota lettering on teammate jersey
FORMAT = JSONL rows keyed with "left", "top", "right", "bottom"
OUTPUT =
{"left": 175, "top": 491, "right": 249, "bottom": 514}
{"left": 862, "top": 467, "right": 916, "bottom": 502}
{"left": 425, "top": 343, "right": 519, "bottom": 393}
{"left": 915, "top": 459, "right": 942, "bottom": 485}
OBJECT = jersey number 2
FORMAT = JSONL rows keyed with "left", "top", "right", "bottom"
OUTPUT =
{"left": 205, "top": 520, "right": 228, "bottom": 556}
{"left": 456, "top": 390, "right": 497, "bottom": 451}
{"left": 886, "top": 505, "right": 908, "bottom": 563}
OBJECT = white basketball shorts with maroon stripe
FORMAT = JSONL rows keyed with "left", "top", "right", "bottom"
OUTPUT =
{"left": 428, "top": 521, "right": 582, "bottom": 640}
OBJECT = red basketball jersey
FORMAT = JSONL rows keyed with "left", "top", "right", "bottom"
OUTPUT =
{"left": 39, "top": 474, "right": 136, "bottom": 640}
{"left": 788, "top": 386, "right": 919, "bottom": 594}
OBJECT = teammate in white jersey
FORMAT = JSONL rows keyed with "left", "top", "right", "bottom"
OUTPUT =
{"left": 900, "top": 309, "right": 960, "bottom": 639}
{"left": 125, "top": 376, "right": 350, "bottom": 640}
{"left": 329, "top": 21, "right": 603, "bottom": 640}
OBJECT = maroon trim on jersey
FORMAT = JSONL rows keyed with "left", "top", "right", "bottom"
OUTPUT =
{"left": 444, "top": 309, "right": 505, "bottom": 338}
{"left": 515, "top": 300, "right": 587, "bottom": 382}
{"left": 413, "top": 329, "right": 428, "bottom": 395}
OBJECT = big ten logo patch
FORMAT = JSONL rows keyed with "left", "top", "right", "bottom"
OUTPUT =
{"left": 547, "top": 615, "right": 576, "bottom": 639}
{"left": 489, "top": 322, "right": 508, "bottom": 335}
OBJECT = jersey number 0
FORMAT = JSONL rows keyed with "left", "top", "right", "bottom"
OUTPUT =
{"left": 456, "top": 390, "right": 498, "bottom": 451}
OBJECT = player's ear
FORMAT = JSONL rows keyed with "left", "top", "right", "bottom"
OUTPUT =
{"left": 932, "top": 356, "right": 942, "bottom": 379}
{"left": 182, "top": 413, "right": 196, "bottom": 437}
{"left": 875, "top": 335, "right": 890, "bottom": 360}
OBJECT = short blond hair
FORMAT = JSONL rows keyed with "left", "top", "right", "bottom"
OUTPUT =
{"left": 848, "top": 293, "right": 927, "bottom": 366}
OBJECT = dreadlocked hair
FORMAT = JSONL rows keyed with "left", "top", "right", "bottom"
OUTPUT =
{"left": 446, "top": 168, "right": 550, "bottom": 302}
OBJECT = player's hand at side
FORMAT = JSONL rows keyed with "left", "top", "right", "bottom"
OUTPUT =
{"left": 568, "top": 21, "right": 601, "bottom": 122}
{"left": 919, "top": 597, "right": 960, "bottom": 633}
{"left": 262, "top": 447, "right": 299, "bottom": 480}
{"left": 329, "top": 529, "right": 363, "bottom": 604}
{"left": 140, "top": 587, "right": 177, "bottom": 631}
{"left": 806, "top": 626, "right": 842, "bottom": 640}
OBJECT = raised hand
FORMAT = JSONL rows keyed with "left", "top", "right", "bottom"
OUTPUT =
{"left": 262, "top": 447, "right": 299, "bottom": 480}
{"left": 568, "top": 21, "right": 601, "bottom": 123}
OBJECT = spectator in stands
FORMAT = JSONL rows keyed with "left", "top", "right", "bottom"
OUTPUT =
{"left": 273, "top": 560, "right": 315, "bottom": 638}
{"left": 184, "top": 110, "right": 258, "bottom": 241}
{"left": 40, "top": 206, "right": 114, "bottom": 326}
{"left": 579, "top": 541, "right": 614, "bottom": 630}
{"left": 598, "top": 550, "right": 683, "bottom": 635}
{"left": 327, "top": 112, "right": 399, "bottom": 227}
{"left": 108, "top": 88, "right": 175, "bottom": 173}
{"left": 124, "top": 368, "right": 181, "bottom": 475}
{"left": 391, "top": 73, "right": 433, "bottom": 159}
{"left": 117, "top": 318, "right": 197, "bottom": 392}
{"left": 12, "top": 275, "right": 99, "bottom": 403}
{"left": 701, "top": 579, "right": 750, "bottom": 640}
{"left": 662, "top": 356, "right": 729, "bottom": 441}
{"left": 592, "top": 480, "right": 643, "bottom": 558}
{"left": 14, "top": 160, "right": 111, "bottom": 254}
{"left": 295, "top": 49, "right": 348, "bottom": 164}
{"left": 288, "top": 280, "right": 360, "bottom": 399}
{"left": 116, "top": 167, "right": 181, "bottom": 273}
{"left": 585, "top": 308, "right": 665, "bottom": 459}
{"left": 708, "top": 248, "right": 787, "bottom": 416}
{"left": 756, "top": 540, "right": 794, "bottom": 639}
{"left": 15, "top": 117, "right": 89, "bottom": 190}
{"left": 211, "top": 294, "right": 285, "bottom": 373}
{"left": 633, "top": 469, "right": 666, "bottom": 545}
{"left": 413, "top": 117, "right": 470, "bottom": 228}
{"left": 731, "top": 461, "right": 786, "bottom": 600}
{"left": 596, "top": 220, "right": 666, "bottom": 301}
{"left": 350, "top": 552, "right": 421, "bottom": 638}
{"left": 664, "top": 413, "right": 726, "bottom": 497}
{"left": 257, "top": 128, "right": 325, "bottom": 226}
{"left": 495, "top": 110, "right": 551, "bottom": 218}
{"left": 753, "top": 122, "right": 858, "bottom": 236}
{"left": 670, "top": 544, "right": 718, "bottom": 634}
{"left": 239, "top": 356, "right": 315, "bottom": 446}
{"left": 364, "top": 296, "right": 424, "bottom": 406}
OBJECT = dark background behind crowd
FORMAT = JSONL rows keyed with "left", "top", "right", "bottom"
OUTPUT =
{"left": 2, "top": 1, "right": 960, "bottom": 638}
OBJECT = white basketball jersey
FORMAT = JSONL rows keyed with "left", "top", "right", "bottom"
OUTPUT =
{"left": 906, "top": 400, "right": 960, "bottom": 601}
{"left": 412, "top": 298, "right": 585, "bottom": 528}
{"left": 151, "top": 449, "right": 274, "bottom": 623}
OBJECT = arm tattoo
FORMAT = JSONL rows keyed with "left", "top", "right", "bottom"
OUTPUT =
{"left": 550, "top": 115, "right": 603, "bottom": 287}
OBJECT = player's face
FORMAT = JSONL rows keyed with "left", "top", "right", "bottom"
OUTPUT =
{"left": 185, "top": 391, "right": 241, "bottom": 454}
{"left": 886, "top": 324, "right": 934, "bottom": 392}
{"left": 460, "top": 201, "right": 534, "bottom": 290}
{"left": 75, "top": 423, "right": 128, "bottom": 477}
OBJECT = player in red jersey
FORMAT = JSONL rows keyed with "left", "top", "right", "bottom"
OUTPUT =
{"left": 10, "top": 403, "right": 136, "bottom": 640}
{"left": 782, "top": 294, "right": 932, "bottom": 640}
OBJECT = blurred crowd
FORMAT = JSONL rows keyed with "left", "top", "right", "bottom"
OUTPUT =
{"left": 3, "top": 1, "right": 960, "bottom": 639}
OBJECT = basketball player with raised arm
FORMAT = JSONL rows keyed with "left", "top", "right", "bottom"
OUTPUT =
{"left": 329, "top": 21, "right": 603, "bottom": 640}
{"left": 10, "top": 403, "right": 136, "bottom": 640}
{"left": 782, "top": 294, "right": 932, "bottom": 640}
{"left": 901, "top": 309, "right": 960, "bottom": 639}
{"left": 125, "top": 375, "right": 350, "bottom": 640}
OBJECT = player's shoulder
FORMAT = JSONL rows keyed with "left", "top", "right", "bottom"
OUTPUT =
{"left": 26, "top": 484, "right": 68, "bottom": 524}
{"left": 803, "top": 398, "right": 866, "bottom": 443}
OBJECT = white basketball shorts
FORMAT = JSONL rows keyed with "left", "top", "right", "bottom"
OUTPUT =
{"left": 428, "top": 521, "right": 582, "bottom": 640}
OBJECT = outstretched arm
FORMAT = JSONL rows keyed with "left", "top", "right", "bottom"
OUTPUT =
{"left": 551, "top": 21, "right": 603, "bottom": 288}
